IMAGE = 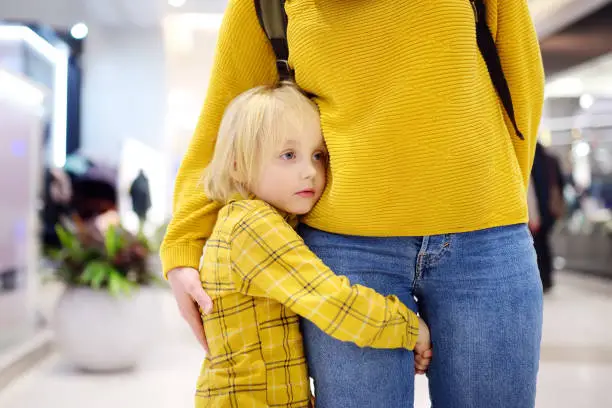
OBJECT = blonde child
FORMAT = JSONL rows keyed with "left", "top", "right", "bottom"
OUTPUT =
{"left": 195, "top": 83, "right": 432, "bottom": 407}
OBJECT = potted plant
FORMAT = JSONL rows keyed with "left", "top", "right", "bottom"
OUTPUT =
{"left": 46, "top": 211, "right": 162, "bottom": 372}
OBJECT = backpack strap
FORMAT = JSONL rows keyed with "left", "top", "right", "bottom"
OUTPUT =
{"left": 471, "top": 0, "right": 524, "bottom": 140}
{"left": 255, "top": 0, "right": 293, "bottom": 81}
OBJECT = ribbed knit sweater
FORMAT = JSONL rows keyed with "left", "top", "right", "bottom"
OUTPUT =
{"left": 161, "top": 0, "right": 544, "bottom": 274}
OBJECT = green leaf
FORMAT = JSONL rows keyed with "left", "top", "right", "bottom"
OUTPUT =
{"left": 104, "top": 226, "right": 123, "bottom": 258}
{"left": 45, "top": 248, "right": 62, "bottom": 260}
{"left": 81, "top": 261, "right": 110, "bottom": 289}
{"left": 55, "top": 225, "right": 77, "bottom": 251}
{"left": 108, "top": 270, "right": 134, "bottom": 297}
{"left": 54, "top": 224, "right": 87, "bottom": 264}
{"left": 108, "top": 272, "right": 121, "bottom": 296}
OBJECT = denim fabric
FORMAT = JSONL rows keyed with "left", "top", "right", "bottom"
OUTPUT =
{"left": 298, "top": 223, "right": 543, "bottom": 408}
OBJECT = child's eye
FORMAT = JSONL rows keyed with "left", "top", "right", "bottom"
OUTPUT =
{"left": 281, "top": 151, "right": 296, "bottom": 160}
{"left": 313, "top": 151, "right": 327, "bottom": 161}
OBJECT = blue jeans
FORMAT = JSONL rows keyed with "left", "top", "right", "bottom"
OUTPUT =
{"left": 298, "top": 223, "right": 542, "bottom": 408}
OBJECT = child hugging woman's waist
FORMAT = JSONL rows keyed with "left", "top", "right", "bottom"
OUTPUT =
{"left": 194, "top": 83, "right": 432, "bottom": 408}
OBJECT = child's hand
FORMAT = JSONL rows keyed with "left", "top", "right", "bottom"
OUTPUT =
{"left": 415, "top": 317, "right": 432, "bottom": 375}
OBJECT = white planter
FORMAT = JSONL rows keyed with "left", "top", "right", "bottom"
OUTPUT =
{"left": 54, "top": 286, "right": 157, "bottom": 372}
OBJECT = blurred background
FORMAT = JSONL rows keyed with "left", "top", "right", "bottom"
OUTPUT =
{"left": 0, "top": 0, "right": 611, "bottom": 407}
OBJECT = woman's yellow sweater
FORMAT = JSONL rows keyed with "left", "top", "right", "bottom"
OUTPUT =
{"left": 161, "top": 0, "right": 544, "bottom": 274}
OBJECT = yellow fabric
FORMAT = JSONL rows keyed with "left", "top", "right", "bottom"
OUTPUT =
{"left": 195, "top": 199, "right": 419, "bottom": 407}
{"left": 161, "top": 0, "right": 544, "bottom": 274}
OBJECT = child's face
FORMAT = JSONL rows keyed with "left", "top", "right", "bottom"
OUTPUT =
{"left": 251, "top": 125, "right": 327, "bottom": 215}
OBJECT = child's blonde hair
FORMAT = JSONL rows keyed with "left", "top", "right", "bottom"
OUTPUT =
{"left": 203, "top": 83, "right": 320, "bottom": 203}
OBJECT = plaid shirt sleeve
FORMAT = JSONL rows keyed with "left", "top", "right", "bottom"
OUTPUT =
{"left": 229, "top": 204, "right": 419, "bottom": 350}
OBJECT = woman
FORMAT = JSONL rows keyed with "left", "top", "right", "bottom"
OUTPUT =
{"left": 162, "top": 0, "right": 544, "bottom": 407}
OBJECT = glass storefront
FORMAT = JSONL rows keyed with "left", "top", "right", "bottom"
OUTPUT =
{"left": 0, "top": 24, "right": 69, "bottom": 353}
{"left": 0, "top": 69, "right": 45, "bottom": 351}
{"left": 546, "top": 128, "right": 612, "bottom": 277}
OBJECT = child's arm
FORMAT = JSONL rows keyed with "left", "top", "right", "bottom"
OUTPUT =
{"left": 229, "top": 205, "right": 419, "bottom": 350}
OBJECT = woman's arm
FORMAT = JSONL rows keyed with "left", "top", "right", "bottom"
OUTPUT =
{"left": 489, "top": 0, "right": 545, "bottom": 182}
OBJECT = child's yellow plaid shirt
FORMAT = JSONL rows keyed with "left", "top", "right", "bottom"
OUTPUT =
{"left": 196, "top": 199, "right": 419, "bottom": 408}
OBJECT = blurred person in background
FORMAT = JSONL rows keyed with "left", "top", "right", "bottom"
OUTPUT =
{"left": 129, "top": 169, "right": 152, "bottom": 232}
{"left": 40, "top": 124, "right": 73, "bottom": 249}
{"left": 161, "top": 0, "right": 545, "bottom": 407}
{"left": 41, "top": 166, "right": 72, "bottom": 248}
{"left": 530, "top": 142, "right": 566, "bottom": 293}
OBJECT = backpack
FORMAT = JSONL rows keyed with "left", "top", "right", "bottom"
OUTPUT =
{"left": 255, "top": 0, "right": 525, "bottom": 141}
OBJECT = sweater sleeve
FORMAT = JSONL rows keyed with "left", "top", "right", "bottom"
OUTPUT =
{"left": 160, "top": 0, "right": 277, "bottom": 276}
{"left": 490, "top": 0, "right": 545, "bottom": 183}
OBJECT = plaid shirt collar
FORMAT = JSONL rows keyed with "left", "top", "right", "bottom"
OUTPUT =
{"left": 228, "top": 193, "right": 299, "bottom": 228}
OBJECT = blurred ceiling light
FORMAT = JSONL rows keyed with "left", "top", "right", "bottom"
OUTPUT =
{"left": 579, "top": 93, "right": 594, "bottom": 110}
{"left": 168, "top": 0, "right": 187, "bottom": 7}
{"left": 574, "top": 141, "right": 591, "bottom": 157}
{"left": 70, "top": 23, "right": 88, "bottom": 40}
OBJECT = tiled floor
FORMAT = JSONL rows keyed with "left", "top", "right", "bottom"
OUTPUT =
{"left": 0, "top": 271, "right": 611, "bottom": 407}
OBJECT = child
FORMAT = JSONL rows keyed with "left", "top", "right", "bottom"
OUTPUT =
{"left": 196, "top": 83, "right": 432, "bottom": 407}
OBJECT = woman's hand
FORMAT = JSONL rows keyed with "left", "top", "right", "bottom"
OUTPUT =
{"left": 167, "top": 267, "right": 213, "bottom": 352}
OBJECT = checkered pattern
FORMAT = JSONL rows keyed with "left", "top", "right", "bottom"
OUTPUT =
{"left": 195, "top": 199, "right": 419, "bottom": 408}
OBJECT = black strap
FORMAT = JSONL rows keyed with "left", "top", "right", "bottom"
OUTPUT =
{"left": 255, "top": 0, "right": 523, "bottom": 140}
{"left": 255, "top": 0, "right": 294, "bottom": 81}
{"left": 472, "top": 0, "right": 524, "bottom": 140}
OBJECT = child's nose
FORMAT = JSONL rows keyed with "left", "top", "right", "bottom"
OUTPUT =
{"left": 302, "top": 162, "right": 317, "bottom": 179}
